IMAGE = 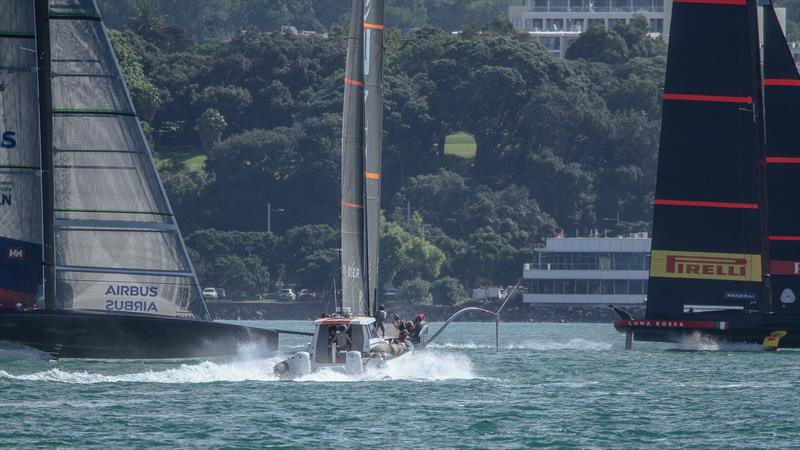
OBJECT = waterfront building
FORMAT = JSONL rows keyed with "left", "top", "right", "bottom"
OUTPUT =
{"left": 523, "top": 234, "right": 651, "bottom": 305}
{"left": 509, "top": 0, "right": 788, "bottom": 59}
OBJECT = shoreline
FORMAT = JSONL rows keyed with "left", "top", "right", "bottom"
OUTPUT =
{"left": 206, "top": 299, "right": 645, "bottom": 323}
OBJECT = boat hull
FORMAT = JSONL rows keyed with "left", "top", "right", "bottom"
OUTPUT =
{"left": 0, "top": 310, "right": 278, "bottom": 359}
{"left": 614, "top": 314, "right": 800, "bottom": 348}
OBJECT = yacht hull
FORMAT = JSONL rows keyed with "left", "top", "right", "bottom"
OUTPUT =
{"left": 614, "top": 314, "right": 800, "bottom": 348}
{"left": 0, "top": 310, "right": 278, "bottom": 359}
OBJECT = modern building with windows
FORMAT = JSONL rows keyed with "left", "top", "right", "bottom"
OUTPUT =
{"left": 509, "top": 0, "right": 671, "bottom": 57}
{"left": 509, "top": 0, "right": 788, "bottom": 59}
{"left": 523, "top": 234, "right": 651, "bottom": 305}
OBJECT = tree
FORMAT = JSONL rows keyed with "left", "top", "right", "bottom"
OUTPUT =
{"left": 197, "top": 108, "right": 227, "bottom": 151}
{"left": 565, "top": 25, "right": 628, "bottom": 65}
{"left": 398, "top": 278, "right": 432, "bottom": 304}
{"left": 203, "top": 255, "right": 270, "bottom": 300}
{"left": 431, "top": 277, "right": 465, "bottom": 306}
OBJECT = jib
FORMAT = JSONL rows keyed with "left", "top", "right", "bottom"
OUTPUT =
{"left": 1, "top": 132, "right": 16, "bottom": 149}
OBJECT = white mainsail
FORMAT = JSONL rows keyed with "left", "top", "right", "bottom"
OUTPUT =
{"left": 46, "top": 0, "right": 208, "bottom": 319}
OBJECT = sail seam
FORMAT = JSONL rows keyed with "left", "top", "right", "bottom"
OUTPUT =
{"left": 56, "top": 266, "right": 193, "bottom": 277}
{"left": 48, "top": 12, "right": 102, "bottom": 21}
{"left": 0, "top": 165, "right": 41, "bottom": 170}
{"left": 54, "top": 208, "right": 173, "bottom": 216}
{"left": 663, "top": 93, "right": 752, "bottom": 104}
{"left": 769, "top": 236, "right": 800, "bottom": 241}
{"left": 0, "top": 32, "right": 35, "bottom": 39}
{"left": 52, "top": 108, "right": 136, "bottom": 117}
{"left": 654, "top": 199, "right": 759, "bottom": 209}
{"left": 673, "top": 0, "right": 745, "bottom": 4}
{"left": 766, "top": 157, "right": 800, "bottom": 163}
{"left": 764, "top": 79, "right": 800, "bottom": 86}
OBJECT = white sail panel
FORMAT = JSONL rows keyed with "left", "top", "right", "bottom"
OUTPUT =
{"left": 56, "top": 228, "right": 188, "bottom": 271}
{"left": 56, "top": 271, "right": 203, "bottom": 319}
{"left": 47, "top": 0, "right": 208, "bottom": 319}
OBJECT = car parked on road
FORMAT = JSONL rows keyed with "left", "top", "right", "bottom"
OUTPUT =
{"left": 297, "top": 289, "right": 317, "bottom": 301}
{"left": 202, "top": 287, "right": 219, "bottom": 300}
{"left": 277, "top": 288, "right": 296, "bottom": 301}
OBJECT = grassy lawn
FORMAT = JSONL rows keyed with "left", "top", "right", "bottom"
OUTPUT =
{"left": 157, "top": 148, "right": 207, "bottom": 173}
{"left": 444, "top": 132, "right": 477, "bottom": 158}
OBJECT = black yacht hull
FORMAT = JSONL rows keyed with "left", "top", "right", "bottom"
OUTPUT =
{"left": 0, "top": 310, "right": 278, "bottom": 359}
{"left": 614, "top": 313, "right": 800, "bottom": 348}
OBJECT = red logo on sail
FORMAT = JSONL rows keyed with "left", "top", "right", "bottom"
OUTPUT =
{"left": 666, "top": 255, "right": 748, "bottom": 277}
{"left": 770, "top": 260, "right": 800, "bottom": 276}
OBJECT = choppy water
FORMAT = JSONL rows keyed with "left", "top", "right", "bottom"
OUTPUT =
{"left": 1, "top": 322, "right": 798, "bottom": 448}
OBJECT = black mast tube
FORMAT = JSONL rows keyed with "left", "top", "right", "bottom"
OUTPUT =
{"left": 35, "top": 0, "right": 56, "bottom": 310}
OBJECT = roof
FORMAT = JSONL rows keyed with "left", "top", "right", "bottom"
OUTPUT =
{"left": 314, "top": 316, "right": 375, "bottom": 326}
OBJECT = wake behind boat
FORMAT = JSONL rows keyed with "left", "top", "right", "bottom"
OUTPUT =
{"left": 0, "top": 0, "right": 277, "bottom": 358}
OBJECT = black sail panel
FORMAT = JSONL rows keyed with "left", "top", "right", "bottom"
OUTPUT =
{"left": 341, "top": 0, "right": 367, "bottom": 315}
{"left": 647, "top": 0, "right": 764, "bottom": 319}
{"left": 763, "top": 3, "right": 800, "bottom": 314}
{"left": 363, "top": 0, "right": 384, "bottom": 317}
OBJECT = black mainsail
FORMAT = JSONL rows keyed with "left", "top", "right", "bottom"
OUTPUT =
{"left": 0, "top": 0, "right": 278, "bottom": 358}
{"left": 762, "top": 3, "right": 800, "bottom": 316}
{"left": 340, "top": 0, "right": 384, "bottom": 317}
{"left": 614, "top": 0, "right": 800, "bottom": 348}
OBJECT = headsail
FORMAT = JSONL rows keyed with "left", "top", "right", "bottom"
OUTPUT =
{"left": 363, "top": 0, "right": 384, "bottom": 317}
{"left": 762, "top": 3, "right": 800, "bottom": 315}
{"left": 0, "top": 0, "right": 43, "bottom": 309}
{"left": 44, "top": 0, "right": 208, "bottom": 319}
{"left": 647, "top": 0, "right": 765, "bottom": 319}
{"left": 341, "top": 0, "right": 367, "bottom": 315}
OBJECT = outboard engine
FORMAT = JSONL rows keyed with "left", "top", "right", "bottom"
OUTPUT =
{"left": 274, "top": 352, "right": 311, "bottom": 379}
{"left": 344, "top": 351, "right": 363, "bottom": 374}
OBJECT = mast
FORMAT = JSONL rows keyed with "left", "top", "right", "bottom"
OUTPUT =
{"left": 34, "top": 0, "right": 55, "bottom": 310}
{"left": 646, "top": 0, "right": 764, "bottom": 319}
{"left": 341, "top": 0, "right": 367, "bottom": 315}
{"left": 363, "top": 0, "right": 385, "bottom": 317}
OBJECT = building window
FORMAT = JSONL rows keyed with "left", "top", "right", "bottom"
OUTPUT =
{"left": 649, "top": 18, "right": 663, "bottom": 33}
{"left": 608, "top": 18, "right": 627, "bottom": 29}
{"left": 653, "top": 0, "right": 664, "bottom": 11}
{"left": 567, "top": 18, "right": 584, "bottom": 32}
{"left": 587, "top": 18, "right": 605, "bottom": 28}
{"left": 592, "top": 0, "right": 611, "bottom": 12}
{"left": 550, "top": 0, "right": 569, "bottom": 11}
{"left": 614, "top": 280, "right": 628, "bottom": 295}
{"left": 545, "top": 18, "right": 564, "bottom": 31}
{"left": 633, "top": 0, "right": 652, "bottom": 12}
{"left": 540, "top": 36, "right": 561, "bottom": 51}
{"left": 569, "top": 0, "right": 589, "bottom": 11}
{"left": 611, "top": 0, "right": 632, "bottom": 11}
{"left": 533, "top": 0, "right": 549, "bottom": 11}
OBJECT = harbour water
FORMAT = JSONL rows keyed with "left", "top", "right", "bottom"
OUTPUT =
{"left": 1, "top": 322, "right": 798, "bottom": 448}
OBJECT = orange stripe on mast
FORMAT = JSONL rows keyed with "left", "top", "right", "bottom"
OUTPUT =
{"left": 365, "top": 171, "right": 380, "bottom": 180}
{"left": 344, "top": 77, "right": 364, "bottom": 87}
{"left": 341, "top": 200, "right": 364, "bottom": 209}
{"left": 363, "top": 22, "right": 384, "bottom": 29}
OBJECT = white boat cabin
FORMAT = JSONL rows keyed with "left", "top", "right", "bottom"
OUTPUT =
{"left": 309, "top": 315, "right": 383, "bottom": 364}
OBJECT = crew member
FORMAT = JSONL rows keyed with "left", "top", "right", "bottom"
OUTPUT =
{"left": 374, "top": 304, "right": 387, "bottom": 337}
{"left": 335, "top": 325, "right": 352, "bottom": 355}
{"left": 412, "top": 313, "right": 427, "bottom": 339}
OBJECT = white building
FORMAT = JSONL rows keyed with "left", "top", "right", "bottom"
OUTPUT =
{"left": 523, "top": 234, "right": 650, "bottom": 305}
{"left": 509, "top": 0, "right": 787, "bottom": 59}
{"left": 509, "top": 0, "right": 671, "bottom": 57}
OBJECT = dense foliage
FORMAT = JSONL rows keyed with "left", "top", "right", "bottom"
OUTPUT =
{"left": 101, "top": 2, "right": 669, "bottom": 300}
